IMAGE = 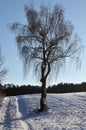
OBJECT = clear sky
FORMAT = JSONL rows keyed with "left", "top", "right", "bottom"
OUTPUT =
{"left": 0, "top": 0, "right": 86, "bottom": 86}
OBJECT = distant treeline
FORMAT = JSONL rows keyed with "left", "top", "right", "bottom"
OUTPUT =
{"left": 47, "top": 82, "right": 86, "bottom": 93}
{"left": 2, "top": 82, "right": 86, "bottom": 96}
{"left": 4, "top": 84, "right": 41, "bottom": 96}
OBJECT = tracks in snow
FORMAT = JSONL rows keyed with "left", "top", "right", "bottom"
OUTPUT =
{"left": 0, "top": 97, "right": 25, "bottom": 130}
{"left": 0, "top": 95, "right": 41, "bottom": 130}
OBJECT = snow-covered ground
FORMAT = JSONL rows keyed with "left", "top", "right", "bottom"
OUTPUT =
{"left": 0, "top": 92, "right": 86, "bottom": 130}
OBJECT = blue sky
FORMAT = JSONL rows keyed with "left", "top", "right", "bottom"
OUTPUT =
{"left": 0, "top": 0, "right": 86, "bottom": 86}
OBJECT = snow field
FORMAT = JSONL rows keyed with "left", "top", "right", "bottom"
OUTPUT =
{"left": 0, "top": 93, "right": 86, "bottom": 130}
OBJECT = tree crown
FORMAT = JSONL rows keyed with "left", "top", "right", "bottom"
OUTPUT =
{"left": 10, "top": 3, "right": 81, "bottom": 81}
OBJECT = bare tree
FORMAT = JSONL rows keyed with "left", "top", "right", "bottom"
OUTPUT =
{"left": 11, "top": 3, "right": 81, "bottom": 112}
{"left": 0, "top": 47, "right": 7, "bottom": 83}
{"left": 0, "top": 47, "right": 7, "bottom": 104}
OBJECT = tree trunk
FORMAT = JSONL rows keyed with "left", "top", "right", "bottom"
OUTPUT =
{"left": 39, "top": 78, "right": 48, "bottom": 112}
{"left": 38, "top": 62, "right": 50, "bottom": 112}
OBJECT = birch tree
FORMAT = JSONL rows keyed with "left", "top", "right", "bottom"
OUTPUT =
{"left": 11, "top": 3, "right": 81, "bottom": 112}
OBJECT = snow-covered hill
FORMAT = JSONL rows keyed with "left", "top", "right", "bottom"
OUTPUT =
{"left": 0, "top": 93, "right": 86, "bottom": 130}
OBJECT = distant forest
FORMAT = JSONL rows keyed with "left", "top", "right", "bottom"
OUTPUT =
{"left": 1, "top": 82, "right": 86, "bottom": 96}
